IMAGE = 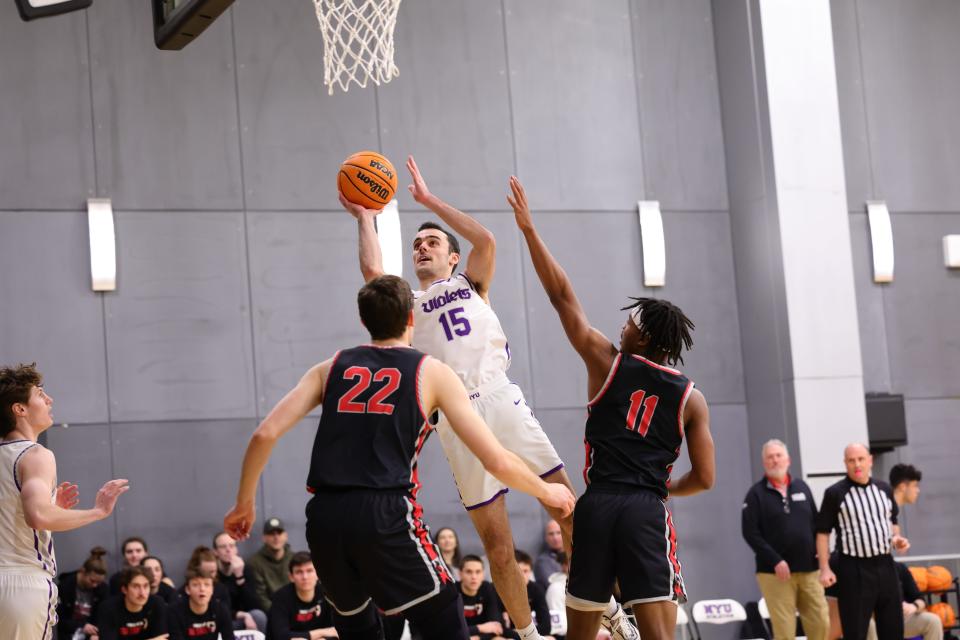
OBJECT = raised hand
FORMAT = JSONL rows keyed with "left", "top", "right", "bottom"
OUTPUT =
{"left": 406, "top": 155, "right": 432, "bottom": 205}
{"left": 55, "top": 481, "right": 79, "bottom": 510}
{"left": 224, "top": 501, "right": 256, "bottom": 542}
{"left": 507, "top": 176, "right": 533, "bottom": 232}
{"left": 93, "top": 479, "right": 129, "bottom": 518}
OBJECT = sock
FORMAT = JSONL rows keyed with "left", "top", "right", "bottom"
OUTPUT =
{"left": 516, "top": 622, "right": 542, "bottom": 640}
{"left": 605, "top": 596, "right": 619, "bottom": 617}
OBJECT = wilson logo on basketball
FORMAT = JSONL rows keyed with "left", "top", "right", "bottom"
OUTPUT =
{"left": 369, "top": 159, "right": 394, "bottom": 180}
{"left": 355, "top": 171, "right": 390, "bottom": 199}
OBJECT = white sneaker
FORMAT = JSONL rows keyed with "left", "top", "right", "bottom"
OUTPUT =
{"left": 601, "top": 602, "right": 640, "bottom": 640}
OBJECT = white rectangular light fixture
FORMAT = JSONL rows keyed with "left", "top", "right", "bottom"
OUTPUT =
{"left": 638, "top": 200, "right": 665, "bottom": 287}
{"left": 945, "top": 235, "right": 960, "bottom": 268}
{"left": 866, "top": 201, "right": 894, "bottom": 283}
{"left": 87, "top": 198, "right": 117, "bottom": 291}
{"left": 377, "top": 200, "right": 403, "bottom": 277}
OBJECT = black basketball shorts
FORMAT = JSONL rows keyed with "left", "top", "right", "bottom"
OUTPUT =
{"left": 566, "top": 488, "right": 686, "bottom": 610}
{"left": 305, "top": 489, "right": 457, "bottom": 616}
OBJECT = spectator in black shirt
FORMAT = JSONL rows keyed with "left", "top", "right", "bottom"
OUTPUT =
{"left": 213, "top": 530, "right": 267, "bottom": 632}
{"left": 268, "top": 551, "right": 338, "bottom": 639}
{"left": 178, "top": 546, "right": 231, "bottom": 610}
{"left": 57, "top": 546, "right": 110, "bottom": 640}
{"left": 109, "top": 537, "right": 150, "bottom": 595}
{"left": 96, "top": 566, "right": 168, "bottom": 640}
{"left": 741, "top": 438, "right": 828, "bottom": 639}
{"left": 141, "top": 556, "right": 178, "bottom": 604}
{"left": 167, "top": 568, "right": 234, "bottom": 640}
{"left": 459, "top": 555, "right": 506, "bottom": 640}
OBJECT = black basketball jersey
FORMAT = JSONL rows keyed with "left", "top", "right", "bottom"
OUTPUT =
{"left": 583, "top": 353, "right": 694, "bottom": 498}
{"left": 306, "top": 345, "right": 431, "bottom": 495}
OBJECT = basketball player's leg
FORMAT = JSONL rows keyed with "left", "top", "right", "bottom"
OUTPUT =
{"left": 0, "top": 574, "right": 58, "bottom": 640}
{"left": 565, "top": 491, "right": 619, "bottom": 640}
{"left": 630, "top": 602, "right": 677, "bottom": 640}
{"left": 540, "top": 467, "right": 575, "bottom": 556}
{"left": 566, "top": 610, "right": 606, "bottom": 640}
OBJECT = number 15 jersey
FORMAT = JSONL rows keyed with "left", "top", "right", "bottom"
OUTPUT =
{"left": 584, "top": 353, "right": 695, "bottom": 499}
{"left": 413, "top": 273, "right": 510, "bottom": 391}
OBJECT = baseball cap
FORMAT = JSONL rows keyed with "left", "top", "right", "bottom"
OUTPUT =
{"left": 263, "top": 517, "right": 285, "bottom": 534}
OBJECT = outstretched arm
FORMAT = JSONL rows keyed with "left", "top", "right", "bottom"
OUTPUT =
{"left": 407, "top": 156, "right": 496, "bottom": 296}
{"left": 424, "top": 358, "right": 575, "bottom": 517}
{"left": 667, "top": 389, "right": 715, "bottom": 497}
{"left": 340, "top": 193, "right": 386, "bottom": 283}
{"left": 508, "top": 176, "right": 615, "bottom": 384}
{"left": 19, "top": 447, "right": 128, "bottom": 532}
{"left": 225, "top": 360, "right": 331, "bottom": 540}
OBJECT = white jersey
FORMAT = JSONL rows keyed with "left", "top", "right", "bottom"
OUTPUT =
{"left": 413, "top": 273, "right": 510, "bottom": 390}
{"left": 0, "top": 440, "right": 56, "bottom": 578}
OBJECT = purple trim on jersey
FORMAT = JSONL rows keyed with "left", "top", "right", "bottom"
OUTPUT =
{"left": 41, "top": 578, "right": 53, "bottom": 640}
{"left": 539, "top": 463, "right": 564, "bottom": 479}
{"left": 0, "top": 439, "right": 30, "bottom": 446}
{"left": 48, "top": 536, "right": 56, "bottom": 574}
{"left": 464, "top": 488, "right": 508, "bottom": 511}
{"left": 12, "top": 442, "right": 37, "bottom": 491}
{"left": 34, "top": 529, "right": 49, "bottom": 572}
{"left": 459, "top": 272, "right": 477, "bottom": 292}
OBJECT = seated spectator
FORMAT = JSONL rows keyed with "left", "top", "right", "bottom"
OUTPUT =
{"left": 435, "top": 527, "right": 462, "bottom": 581}
{"left": 179, "top": 546, "right": 231, "bottom": 608}
{"left": 891, "top": 561, "right": 942, "bottom": 640}
{"left": 96, "top": 566, "right": 168, "bottom": 640}
{"left": 534, "top": 520, "right": 564, "bottom": 589}
{"left": 459, "top": 555, "right": 505, "bottom": 640}
{"left": 57, "top": 546, "right": 110, "bottom": 640}
{"left": 504, "top": 551, "right": 552, "bottom": 640}
{"left": 109, "top": 537, "right": 150, "bottom": 595}
{"left": 141, "top": 556, "right": 178, "bottom": 604}
{"left": 248, "top": 517, "right": 294, "bottom": 612}
{"left": 267, "top": 551, "right": 337, "bottom": 639}
{"left": 167, "top": 568, "right": 234, "bottom": 640}
{"left": 213, "top": 530, "right": 267, "bottom": 632}
{"left": 543, "top": 552, "right": 568, "bottom": 640}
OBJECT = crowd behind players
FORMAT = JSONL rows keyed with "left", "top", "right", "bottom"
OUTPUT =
{"left": 55, "top": 516, "right": 579, "bottom": 640}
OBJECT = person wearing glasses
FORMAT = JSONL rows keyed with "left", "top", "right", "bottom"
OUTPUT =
{"left": 742, "top": 439, "right": 829, "bottom": 639}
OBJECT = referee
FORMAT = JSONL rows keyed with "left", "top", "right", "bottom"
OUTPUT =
{"left": 816, "top": 443, "right": 909, "bottom": 640}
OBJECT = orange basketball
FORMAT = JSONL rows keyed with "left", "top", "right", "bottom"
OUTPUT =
{"left": 338, "top": 150, "right": 398, "bottom": 210}
{"left": 926, "top": 565, "right": 954, "bottom": 592}
{"left": 928, "top": 602, "right": 956, "bottom": 627}
{"left": 909, "top": 566, "right": 929, "bottom": 592}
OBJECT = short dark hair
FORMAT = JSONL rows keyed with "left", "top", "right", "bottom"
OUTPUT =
{"left": 459, "top": 554, "right": 484, "bottom": 571}
{"left": 184, "top": 568, "right": 213, "bottom": 585}
{"left": 0, "top": 363, "right": 42, "bottom": 437}
{"left": 514, "top": 550, "right": 533, "bottom": 567}
{"left": 119, "top": 566, "right": 150, "bottom": 589}
{"left": 418, "top": 221, "right": 461, "bottom": 257}
{"left": 122, "top": 536, "right": 148, "bottom": 555}
{"left": 358, "top": 275, "right": 414, "bottom": 340}
{"left": 621, "top": 297, "right": 695, "bottom": 365}
{"left": 289, "top": 551, "right": 313, "bottom": 573}
{"left": 889, "top": 464, "right": 922, "bottom": 488}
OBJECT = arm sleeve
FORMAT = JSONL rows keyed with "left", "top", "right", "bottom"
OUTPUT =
{"left": 816, "top": 485, "right": 841, "bottom": 534}
{"left": 529, "top": 583, "right": 551, "bottom": 635}
{"left": 740, "top": 487, "right": 783, "bottom": 568}
{"left": 218, "top": 602, "right": 235, "bottom": 640}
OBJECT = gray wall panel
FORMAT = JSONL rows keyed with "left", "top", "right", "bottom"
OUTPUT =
{"left": 0, "top": 212, "right": 109, "bottom": 424}
{"left": 505, "top": 0, "right": 645, "bottom": 211}
{"left": 232, "top": 2, "right": 380, "bottom": 210}
{"left": 248, "top": 211, "right": 368, "bottom": 417}
{"left": 0, "top": 7, "right": 94, "bottom": 209}
{"left": 87, "top": 2, "right": 242, "bottom": 210}
{"left": 105, "top": 211, "right": 256, "bottom": 421}
{"left": 848, "top": 213, "right": 892, "bottom": 392}
{"left": 260, "top": 418, "right": 315, "bottom": 554}
{"left": 631, "top": 0, "right": 728, "bottom": 212}
{"left": 883, "top": 213, "right": 960, "bottom": 398}
{"left": 111, "top": 420, "right": 256, "bottom": 582}
{"left": 855, "top": 0, "right": 960, "bottom": 212}
{"left": 378, "top": 1, "right": 515, "bottom": 212}
{"left": 45, "top": 424, "right": 118, "bottom": 575}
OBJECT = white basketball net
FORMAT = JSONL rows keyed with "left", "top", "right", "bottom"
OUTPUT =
{"left": 313, "top": 0, "right": 402, "bottom": 95}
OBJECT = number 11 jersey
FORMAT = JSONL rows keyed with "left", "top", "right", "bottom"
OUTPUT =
{"left": 413, "top": 273, "right": 510, "bottom": 391}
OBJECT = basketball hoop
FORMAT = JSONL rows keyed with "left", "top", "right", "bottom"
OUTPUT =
{"left": 313, "top": 0, "right": 402, "bottom": 95}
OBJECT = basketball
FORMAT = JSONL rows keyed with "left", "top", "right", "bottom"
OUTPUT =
{"left": 338, "top": 150, "right": 398, "bottom": 210}
{"left": 926, "top": 566, "right": 954, "bottom": 592}
{"left": 909, "top": 566, "right": 929, "bottom": 592}
{"left": 928, "top": 602, "right": 956, "bottom": 627}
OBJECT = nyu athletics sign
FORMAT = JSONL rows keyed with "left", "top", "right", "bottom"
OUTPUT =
{"left": 692, "top": 598, "right": 747, "bottom": 624}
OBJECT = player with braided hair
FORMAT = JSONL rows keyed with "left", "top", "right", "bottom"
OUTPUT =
{"left": 509, "top": 177, "right": 715, "bottom": 640}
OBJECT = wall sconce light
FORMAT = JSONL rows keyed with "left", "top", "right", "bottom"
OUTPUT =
{"left": 866, "top": 201, "right": 894, "bottom": 283}
{"left": 945, "top": 235, "right": 960, "bottom": 269}
{"left": 87, "top": 198, "right": 116, "bottom": 291}
{"left": 377, "top": 199, "right": 403, "bottom": 277}
{"left": 638, "top": 200, "right": 665, "bottom": 287}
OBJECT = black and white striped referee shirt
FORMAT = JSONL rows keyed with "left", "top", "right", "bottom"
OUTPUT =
{"left": 816, "top": 477, "right": 899, "bottom": 557}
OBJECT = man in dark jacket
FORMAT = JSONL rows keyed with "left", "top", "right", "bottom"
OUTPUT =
{"left": 57, "top": 563, "right": 109, "bottom": 639}
{"left": 742, "top": 438, "right": 828, "bottom": 639}
{"left": 213, "top": 530, "right": 267, "bottom": 631}
{"left": 246, "top": 517, "right": 294, "bottom": 612}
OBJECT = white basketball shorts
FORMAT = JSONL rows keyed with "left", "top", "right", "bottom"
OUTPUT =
{"left": 0, "top": 572, "right": 58, "bottom": 640}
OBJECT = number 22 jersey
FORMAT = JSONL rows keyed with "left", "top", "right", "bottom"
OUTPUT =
{"left": 412, "top": 273, "right": 510, "bottom": 391}
{"left": 584, "top": 353, "right": 694, "bottom": 499}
